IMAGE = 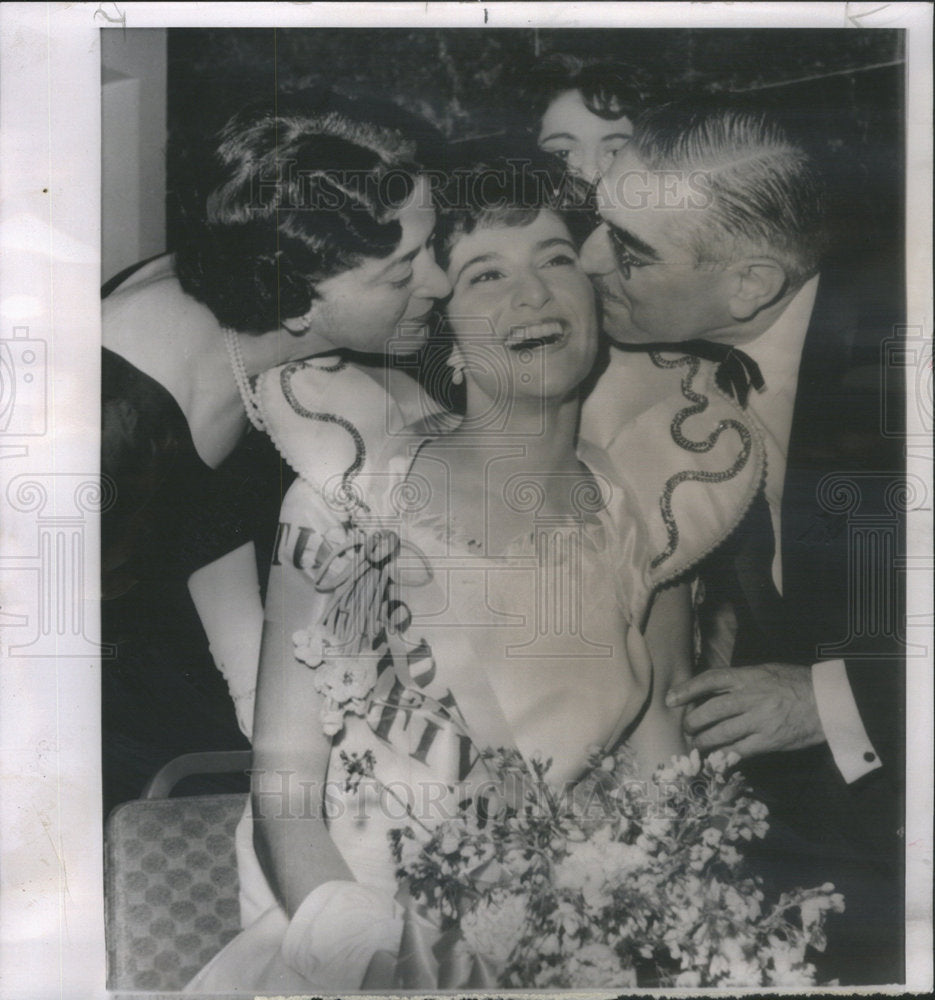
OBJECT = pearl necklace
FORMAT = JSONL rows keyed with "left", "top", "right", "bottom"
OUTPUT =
{"left": 224, "top": 328, "right": 266, "bottom": 432}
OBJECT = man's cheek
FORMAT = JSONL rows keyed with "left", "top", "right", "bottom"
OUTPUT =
{"left": 605, "top": 309, "right": 642, "bottom": 344}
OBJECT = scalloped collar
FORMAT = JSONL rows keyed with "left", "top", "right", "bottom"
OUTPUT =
{"left": 580, "top": 348, "right": 766, "bottom": 588}
{"left": 256, "top": 355, "right": 449, "bottom": 514}
{"left": 258, "top": 350, "right": 765, "bottom": 597}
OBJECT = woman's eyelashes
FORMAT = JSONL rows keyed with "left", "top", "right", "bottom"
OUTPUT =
{"left": 388, "top": 239, "right": 439, "bottom": 290}
{"left": 466, "top": 253, "right": 578, "bottom": 286}
{"left": 389, "top": 270, "right": 414, "bottom": 289}
{"left": 543, "top": 139, "right": 631, "bottom": 179}
{"left": 468, "top": 267, "right": 505, "bottom": 285}
{"left": 543, "top": 252, "right": 577, "bottom": 267}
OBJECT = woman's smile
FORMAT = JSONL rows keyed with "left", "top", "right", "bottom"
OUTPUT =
{"left": 446, "top": 210, "right": 599, "bottom": 399}
{"left": 504, "top": 318, "right": 570, "bottom": 351}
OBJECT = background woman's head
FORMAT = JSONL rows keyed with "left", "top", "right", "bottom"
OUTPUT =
{"left": 173, "top": 88, "right": 449, "bottom": 351}
{"left": 529, "top": 55, "right": 657, "bottom": 186}
{"left": 427, "top": 145, "right": 599, "bottom": 413}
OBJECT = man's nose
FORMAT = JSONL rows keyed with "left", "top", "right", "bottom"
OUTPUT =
{"left": 511, "top": 270, "right": 551, "bottom": 310}
{"left": 579, "top": 223, "right": 616, "bottom": 277}
{"left": 414, "top": 253, "right": 452, "bottom": 301}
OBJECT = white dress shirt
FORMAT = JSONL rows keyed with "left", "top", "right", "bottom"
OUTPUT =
{"left": 741, "top": 276, "right": 881, "bottom": 783}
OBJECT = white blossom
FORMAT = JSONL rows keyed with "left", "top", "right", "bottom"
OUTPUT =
{"left": 765, "top": 934, "right": 814, "bottom": 986}
{"left": 320, "top": 707, "right": 345, "bottom": 736}
{"left": 313, "top": 653, "right": 378, "bottom": 706}
{"left": 292, "top": 625, "right": 333, "bottom": 667}
{"left": 553, "top": 832, "right": 647, "bottom": 910}
{"left": 460, "top": 890, "right": 527, "bottom": 965}
{"left": 675, "top": 969, "right": 702, "bottom": 987}
{"left": 565, "top": 942, "right": 634, "bottom": 988}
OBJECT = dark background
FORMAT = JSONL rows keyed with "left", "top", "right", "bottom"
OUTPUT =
{"left": 166, "top": 27, "right": 905, "bottom": 270}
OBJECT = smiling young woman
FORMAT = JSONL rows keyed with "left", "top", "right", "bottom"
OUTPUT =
{"left": 182, "top": 140, "right": 774, "bottom": 994}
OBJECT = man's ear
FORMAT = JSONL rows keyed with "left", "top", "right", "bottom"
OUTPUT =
{"left": 726, "top": 258, "right": 788, "bottom": 321}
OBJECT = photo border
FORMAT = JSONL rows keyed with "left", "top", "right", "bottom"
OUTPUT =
{"left": 0, "top": 3, "right": 931, "bottom": 996}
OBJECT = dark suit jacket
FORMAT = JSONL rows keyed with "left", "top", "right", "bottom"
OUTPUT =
{"left": 698, "top": 252, "right": 906, "bottom": 868}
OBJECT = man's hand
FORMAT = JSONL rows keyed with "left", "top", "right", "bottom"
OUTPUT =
{"left": 665, "top": 663, "right": 825, "bottom": 759}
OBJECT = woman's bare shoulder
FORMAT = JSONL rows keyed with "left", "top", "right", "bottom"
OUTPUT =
{"left": 103, "top": 256, "right": 218, "bottom": 352}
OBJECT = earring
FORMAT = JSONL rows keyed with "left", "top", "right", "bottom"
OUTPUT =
{"left": 282, "top": 313, "right": 313, "bottom": 336}
{"left": 446, "top": 345, "right": 466, "bottom": 385}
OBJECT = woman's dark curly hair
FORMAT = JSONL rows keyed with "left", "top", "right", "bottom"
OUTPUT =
{"left": 522, "top": 53, "right": 660, "bottom": 129}
{"left": 173, "top": 88, "right": 441, "bottom": 334}
{"left": 434, "top": 137, "right": 595, "bottom": 268}
{"left": 498, "top": 54, "right": 663, "bottom": 214}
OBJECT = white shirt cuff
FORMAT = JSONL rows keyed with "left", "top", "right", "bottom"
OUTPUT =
{"left": 811, "top": 659, "right": 882, "bottom": 784}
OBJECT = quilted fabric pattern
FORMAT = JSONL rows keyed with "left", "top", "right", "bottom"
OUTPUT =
{"left": 105, "top": 793, "right": 247, "bottom": 991}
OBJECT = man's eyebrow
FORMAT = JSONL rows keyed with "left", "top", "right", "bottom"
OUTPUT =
{"left": 539, "top": 131, "right": 577, "bottom": 144}
{"left": 607, "top": 224, "right": 659, "bottom": 261}
{"left": 600, "top": 131, "right": 633, "bottom": 143}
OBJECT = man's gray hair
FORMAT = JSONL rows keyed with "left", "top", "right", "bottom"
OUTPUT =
{"left": 632, "top": 103, "right": 827, "bottom": 289}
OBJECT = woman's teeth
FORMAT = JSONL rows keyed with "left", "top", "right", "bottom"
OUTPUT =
{"left": 506, "top": 320, "right": 567, "bottom": 351}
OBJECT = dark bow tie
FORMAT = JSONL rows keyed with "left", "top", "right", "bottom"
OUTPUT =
{"left": 620, "top": 339, "right": 766, "bottom": 408}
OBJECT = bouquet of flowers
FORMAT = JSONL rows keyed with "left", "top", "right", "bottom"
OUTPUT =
{"left": 388, "top": 745, "right": 844, "bottom": 988}
{"left": 289, "top": 522, "right": 844, "bottom": 989}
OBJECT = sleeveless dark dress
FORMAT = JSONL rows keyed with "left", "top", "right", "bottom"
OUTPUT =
{"left": 101, "top": 343, "right": 293, "bottom": 817}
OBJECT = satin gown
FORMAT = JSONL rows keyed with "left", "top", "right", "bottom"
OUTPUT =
{"left": 187, "top": 350, "right": 764, "bottom": 993}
